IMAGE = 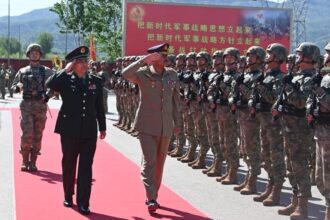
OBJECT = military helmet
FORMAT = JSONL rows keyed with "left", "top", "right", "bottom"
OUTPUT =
{"left": 26, "top": 43, "right": 43, "bottom": 57}
{"left": 115, "top": 57, "right": 122, "bottom": 62}
{"left": 212, "top": 50, "right": 224, "bottom": 59}
{"left": 325, "top": 42, "right": 330, "bottom": 51}
{"left": 100, "top": 60, "right": 106, "bottom": 65}
{"left": 186, "top": 52, "right": 197, "bottom": 60}
{"left": 196, "top": 51, "right": 211, "bottom": 64}
{"left": 176, "top": 53, "right": 186, "bottom": 60}
{"left": 266, "top": 43, "right": 288, "bottom": 62}
{"left": 129, "top": 56, "right": 137, "bottom": 61}
{"left": 246, "top": 46, "right": 266, "bottom": 62}
{"left": 296, "top": 42, "right": 320, "bottom": 63}
{"left": 167, "top": 54, "right": 176, "bottom": 63}
{"left": 240, "top": 55, "right": 247, "bottom": 63}
{"left": 223, "top": 47, "right": 240, "bottom": 61}
{"left": 287, "top": 54, "right": 296, "bottom": 63}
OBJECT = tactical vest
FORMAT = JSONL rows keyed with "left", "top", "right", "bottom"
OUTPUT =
{"left": 20, "top": 65, "right": 46, "bottom": 99}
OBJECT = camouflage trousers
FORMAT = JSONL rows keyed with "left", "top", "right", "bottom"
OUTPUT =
{"left": 315, "top": 125, "right": 330, "bottom": 207}
{"left": 259, "top": 112, "right": 285, "bottom": 186}
{"left": 190, "top": 102, "right": 210, "bottom": 155}
{"left": 102, "top": 88, "right": 108, "bottom": 113}
{"left": 19, "top": 100, "right": 47, "bottom": 154}
{"left": 182, "top": 108, "right": 198, "bottom": 152}
{"left": 239, "top": 108, "right": 261, "bottom": 176}
{"left": 114, "top": 90, "right": 122, "bottom": 119}
{"left": 0, "top": 80, "right": 5, "bottom": 98}
{"left": 216, "top": 105, "right": 239, "bottom": 168}
{"left": 281, "top": 114, "right": 312, "bottom": 197}
{"left": 204, "top": 106, "right": 222, "bottom": 162}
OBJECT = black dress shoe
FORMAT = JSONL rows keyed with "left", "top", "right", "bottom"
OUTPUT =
{"left": 78, "top": 206, "right": 90, "bottom": 215}
{"left": 63, "top": 200, "right": 73, "bottom": 208}
{"left": 147, "top": 199, "right": 160, "bottom": 213}
{"left": 63, "top": 198, "right": 73, "bottom": 207}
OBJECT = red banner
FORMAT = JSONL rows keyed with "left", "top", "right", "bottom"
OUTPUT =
{"left": 124, "top": 1, "right": 292, "bottom": 56}
{"left": 90, "top": 31, "right": 96, "bottom": 61}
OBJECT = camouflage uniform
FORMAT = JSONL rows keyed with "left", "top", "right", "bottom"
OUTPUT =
{"left": 169, "top": 53, "right": 186, "bottom": 157}
{"left": 229, "top": 46, "right": 266, "bottom": 195}
{"left": 311, "top": 69, "right": 330, "bottom": 217}
{"left": 0, "top": 64, "right": 7, "bottom": 99}
{"left": 187, "top": 52, "right": 211, "bottom": 169}
{"left": 208, "top": 48, "right": 241, "bottom": 183}
{"left": 274, "top": 42, "right": 319, "bottom": 218}
{"left": 97, "top": 61, "right": 110, "bottom": 113}
{"left": 251, "top": 43, "right": 287, "bottom": 206}
{"left": 179, "top": 52, "right": 199, "bottom": 163}
{"left": 11, "top": 43, "right": 53, "bottom": 171}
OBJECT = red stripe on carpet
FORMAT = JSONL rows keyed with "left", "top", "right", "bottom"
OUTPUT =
{"left": 11, "top": 108, "right": 209, "bottom": 220}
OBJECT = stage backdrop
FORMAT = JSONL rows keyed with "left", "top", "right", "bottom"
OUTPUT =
{"left": 123, "top": 1, "right": 292, "bottom": 56}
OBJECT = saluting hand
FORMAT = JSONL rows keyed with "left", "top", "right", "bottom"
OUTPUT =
{"left": 64, "top": 61, "right": 74, "bottom": 74}
{"left": 99, "top": 131, "right": 106, "bottom": 139}
{"left": 143, "top": 53, "right": 163, "bottom": 65}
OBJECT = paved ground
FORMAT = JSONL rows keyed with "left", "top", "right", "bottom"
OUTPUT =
{"left": 0, "top": 92, "right": 326, "bottom": 220}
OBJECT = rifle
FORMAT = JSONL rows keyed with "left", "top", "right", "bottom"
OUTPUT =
{"left": 271, "top": 64, "right": 295, "bottom": 122}
{"left": 249, "top": 73, "right": 264, "bottom": 118}
{"left": 306, "top": 72, "right": 323, "bottom": 127}
{"left": 231, "top": 73, "right": 245, "bottom": 114}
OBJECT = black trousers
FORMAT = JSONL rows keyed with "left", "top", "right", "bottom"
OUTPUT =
{"left": 60, "top": 135, "right": 97, "bottom": 207}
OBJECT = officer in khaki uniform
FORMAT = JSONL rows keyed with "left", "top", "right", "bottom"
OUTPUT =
{"left": 122, "top": 43, "right": 180, "bottom": 213}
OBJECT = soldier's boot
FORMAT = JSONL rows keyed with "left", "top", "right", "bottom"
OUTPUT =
{"left": 118, "top": 116, "right": 127, "bottom": 129}
{"left": 127, "top": 127, "right": 135, "bottom": 134}
{"left": 221, "top": 167, "right": 238, "bottom": 185}
{"left": 20, "top": 150, "right": 29, "bottom": 171}
{"left": 207, "top": 159, "right": 223, "bottom": 177}
{"left": 114, "top": 116, "right": 123, "bottom": 127}
{"left": 310, "top": 168, "right": 316, "bottom": 186}
{"left": 29, "top": 150, "right": 38, "bottom": 172}
{"left": 170, "top": 144, "right": 184, "bottom": 158}
{"left": 289, "top": 197, "right": 308, "bottom": 220}
{"left": 325, "top": 207, "right": 330, "bottom": 220}
{"left": 233, "top": 172, "right": 250, "bottom": 191}
{"left": 202, "top": 159, "right": 215, "bottom": 174}
{"left": 278, "top": 194, "right": 298, "bottom": 216}
{"left": 191, "top": 152, "right": 206, "bottom": 169}
{"left": 253, "top": 184, "right": 273, "bottom": 202}
{"left": 240, "top": 175, "right": 258, "bottom": 195}
{"left": 180, "top": 148, "right": 196, "bottom": 163}
{"left": 263, "top": 185, "right": 282, "bottom": 206}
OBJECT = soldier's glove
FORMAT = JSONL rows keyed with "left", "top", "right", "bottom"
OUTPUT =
{"left": 236, "top": 74, "right": 245, "bottom": 85}
{"left": 42, "top": 94, "right": 50, "bottom": 103}
{"left": 312, "top": 74, "right": 322, "bottom": 87}
{"left": 256, "top": 74, "right": 265, "bottom": 84}
{"left": 216, "top": 74, "right": 224, "bottom": 84}
{"left": 282, "top": 74, "right": 293, "bottom": 85}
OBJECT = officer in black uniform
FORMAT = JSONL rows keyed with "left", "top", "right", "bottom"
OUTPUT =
{"left": 46, "top": 46, "right": 106, "bottom": 215}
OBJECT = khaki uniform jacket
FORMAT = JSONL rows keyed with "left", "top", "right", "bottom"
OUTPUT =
{"left": 122, "top": 60, "right": 180, "bottom": 137}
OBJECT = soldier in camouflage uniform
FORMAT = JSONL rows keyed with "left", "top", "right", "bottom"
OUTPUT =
{"left": 307, "top": 59, "right": 330, "bottom": 220}
{"left": 111, "top": 57, "right": 123, "bottom": 126}
{"left": 169, "top": 53, "right": 187, "bottom": 157}
{"left": 187, "top": 51, "right": 211, "bottom": 169}
{"left": 97, "top": 60, "right": 110, "bottom": 113}
{"left": 6, "top": 65, "right": 15, "bottom": 97}
{"left": 230, "top": 46, "right": 265, "bottom": 195}
{"left": 11, "top": 43, "right": 53, "bottom": 172}
{"left": 178, "top": 52, "right": 199, "bottom": 163}
{"left": 272, "top": 42, "right": 319, "bottom": 219}
{"left": 0, "top": 63, "right": 7, "bottom": 99}
{"left": 250, "top": 43, "right": 287, "bottom": 206}
{"left": 207, "top": 49, "right": 240, "bottom": 180}
{"left": 203, "top": 50, "right": 225, "bottom": 177}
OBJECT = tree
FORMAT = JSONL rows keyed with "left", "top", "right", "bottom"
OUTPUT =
{"left": 50, "top": 0, "right": 122, "bottom": 60}
{"left": 0, "top": 37, "right": 21, "bottom": 56}
{"left": 37, "top": 32, "right": 54, "bottom": 55}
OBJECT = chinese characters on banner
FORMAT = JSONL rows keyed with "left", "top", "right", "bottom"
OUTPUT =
{"left": 124, "top": 1, "right": 292, "bottom": 56}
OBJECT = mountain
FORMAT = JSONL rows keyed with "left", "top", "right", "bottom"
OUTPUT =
{"left": 0, "top": 7, "right": 76, "bottom": 54}
{"left": 0, "top": 0, "right": 329, "bottom": 55}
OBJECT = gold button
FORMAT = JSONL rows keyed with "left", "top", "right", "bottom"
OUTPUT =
{"left": 83, "top": 107, "right": 86, "bottom": 110}
{"left": 84, "top": 93, "right": 86, "bottom": 96}
{"left": 82, "top": 114, "right": 85, "bottom": 117}
{"left": 83, "top": 100, "right": 86, "bottom": 103}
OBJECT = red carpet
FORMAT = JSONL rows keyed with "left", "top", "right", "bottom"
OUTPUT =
{"left": 10, "top": 108, "right": 209, "bottom": 220}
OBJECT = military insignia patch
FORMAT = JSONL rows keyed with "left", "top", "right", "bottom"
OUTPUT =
{"left": 88, "top": 84, "right": 96, "bottom": 90}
